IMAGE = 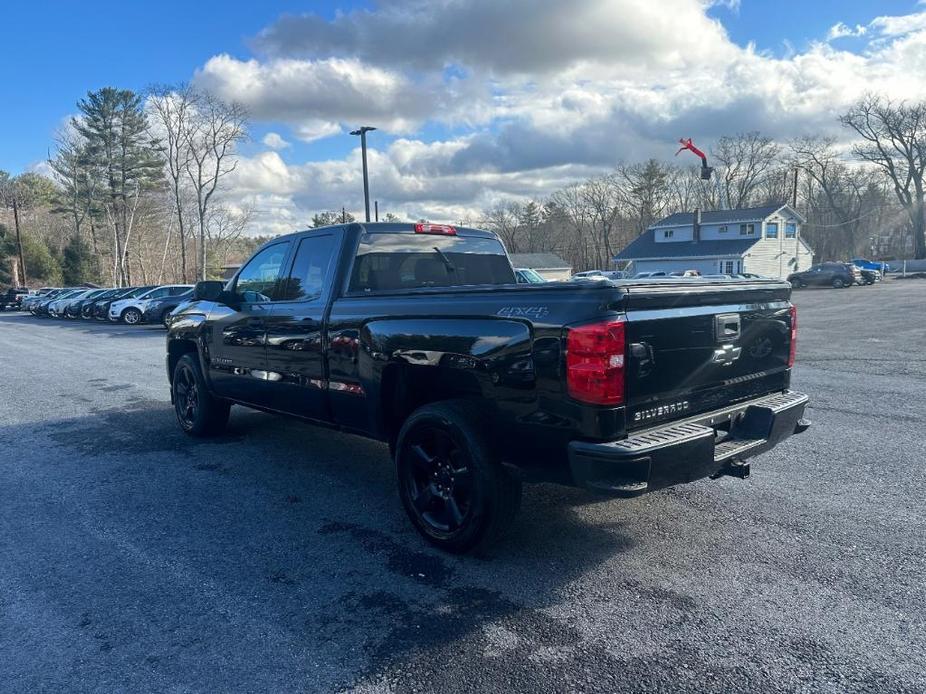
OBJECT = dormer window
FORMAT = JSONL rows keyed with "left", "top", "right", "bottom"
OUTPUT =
{"left": 663, "top": 229, "right": 674, "bottom": 239}
{"left": 740, "top": 223, "right": 755, "bottom": 236}
{"left": 786, "top": 223, "right": 797, "bottom": 238}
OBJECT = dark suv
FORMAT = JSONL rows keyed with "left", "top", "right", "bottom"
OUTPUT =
{"left": 788, "top": 263, "right": 861, "bottom": 289}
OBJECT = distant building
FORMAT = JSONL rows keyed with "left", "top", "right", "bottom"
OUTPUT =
{"left": 508, "top": 252, "right": 572, "bottom": 281}
{"left": 614, "top": 204, "right": 814, "bottom": 279}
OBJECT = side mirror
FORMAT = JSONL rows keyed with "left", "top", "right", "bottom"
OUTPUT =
{"left": 193, "top": 280, "right": 225, "bottom": 301}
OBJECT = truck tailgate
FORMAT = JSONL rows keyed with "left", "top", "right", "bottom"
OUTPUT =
{"left": 621, "top": 280, "right": 794, "bottom": 430}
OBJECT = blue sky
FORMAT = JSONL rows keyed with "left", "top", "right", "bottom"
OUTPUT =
{"left": 1, "top": 1, "right": 924, "bottom": 229}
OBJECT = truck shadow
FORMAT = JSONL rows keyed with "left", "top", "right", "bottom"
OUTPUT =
{"left": 3, "top": 395, "right": 651, "bottom": 690}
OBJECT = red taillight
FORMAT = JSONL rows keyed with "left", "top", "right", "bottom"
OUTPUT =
{"left": 788, "top": 305, "right": 797, "bottom": 368}
{"left": 566, "top": 319, "right": 626, "bottom": 406}
{"left": 414, "top": 223, "right": 456, "bottom": 235}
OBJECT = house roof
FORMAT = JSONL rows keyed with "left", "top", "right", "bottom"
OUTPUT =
{"left": 509, "top": 252, "right": 571, "bottom": 269}
{"left": 649, "top": 204, "right": 805, "bottom": 229}
{"left": 614, "top": 234, "right": 760, "bottom": 261}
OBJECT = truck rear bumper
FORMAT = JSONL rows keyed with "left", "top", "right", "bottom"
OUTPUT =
{"left": 568, "top": 390, "right": 809, "bottom": 496}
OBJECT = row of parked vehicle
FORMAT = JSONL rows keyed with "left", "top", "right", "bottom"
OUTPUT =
{"left": 18, "top": 283, "right": 196, "bottom": 325}
{"left": 787, "top": 259, "right": 885, "bottom": 289}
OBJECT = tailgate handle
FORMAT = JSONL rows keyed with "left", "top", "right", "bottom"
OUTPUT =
{"left": 715, "top": 313, "right": 741, "bottom": 342}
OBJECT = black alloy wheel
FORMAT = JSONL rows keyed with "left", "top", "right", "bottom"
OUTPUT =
{"left": 172, "top": 353, "right": 230, "bottom": 436}
{"left": 404, "top": 425, "right": 474, "bottom": 535}
{"left": 396, "top": 400, "right": 521, "bottom": 553}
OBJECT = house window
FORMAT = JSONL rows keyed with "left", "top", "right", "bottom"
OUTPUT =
{"left": 740, "top": 224, "right": 755, "bottom": 236}
{"left": 724, "top": 260, "right": 735, "bottom": 274}
{"left": 718, "top": 225, "right": 728, "bottom": 234}
{"left": 785, "top": 223, "right": 797, "bottom": 238}
{"left": 766, "top": 223, "right": 779, "bottom": 239}
{"left": 663, "top": 229, "right": 674, "bottom": 239}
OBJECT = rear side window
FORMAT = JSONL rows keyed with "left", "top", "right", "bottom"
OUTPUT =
{"left": 349, "top": 233, "right": 515, "bottom": 293}
{"left": 276, "top": 234, "right": 337, "bottom": 302}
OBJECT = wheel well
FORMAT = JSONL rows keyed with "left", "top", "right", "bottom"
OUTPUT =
{"left": 167, "top": 340, "right": 198, "bottom": 384}
{"left": 379, "top": 364, "right": 486, "bottom": 446}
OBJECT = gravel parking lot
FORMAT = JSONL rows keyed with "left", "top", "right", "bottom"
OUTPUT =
{"left": 1, "top": 280, "right": 924, "bottom": 693}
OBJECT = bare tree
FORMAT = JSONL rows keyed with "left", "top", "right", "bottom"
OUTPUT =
{"left": 840, "top": 95, "right": 926, "bottom": 259}
{"left": 148, "top": 84, "right": 197, "bottom": 281}
{"left": 183, "top": 93, "right": 248, "bottom": 279}
{"left": 712, "top": 132, "right": 781, "bottom": 209}
{"left": 483, "top": 202, "right": 522, "bottom": 252}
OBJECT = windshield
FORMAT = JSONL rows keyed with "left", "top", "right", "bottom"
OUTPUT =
{"left": 349, "top": 232, "right": 515, "bottom": 293}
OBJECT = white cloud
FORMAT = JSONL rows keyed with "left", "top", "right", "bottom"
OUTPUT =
{"left": 253, "top": 0, "right": 734, "bottom": 75}
{"left": 826, "top": 22, "right": 867, "bottom": 41}
{"left": 194, "top": 54, "right": 460, "bottom": 134}
{"left": 261, "top": 132, "right": 290, "bottom": 149}
{"left": 190, "top": 2, "right": 926, "bottom": 234}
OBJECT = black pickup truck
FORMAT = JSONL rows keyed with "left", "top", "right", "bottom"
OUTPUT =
{"left": 167, "top": 222, "right": 809, "bottom": 552}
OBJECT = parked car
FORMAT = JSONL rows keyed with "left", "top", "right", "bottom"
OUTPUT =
{"left": 91, "top": 286, "right": 153, "bottom": 321}
{"left": 788, "top": 262, "right": 861, "bottom": 289}
{"left": 142, "top": 288, "right": 195, "bottom": 327}
{"left": 0, "top": 286, "right": 30, "bottom": 311}
{"left": 80, "top": 288, "right": 124, "bottom": 319}
{"left": 167, "top": 222, "right": 809, "bottom": 553}
{"left": 850, "top": 258, "right": 887, "bottom": 274}
{"left": 857, "top": 268, "right": 881, "bottom": 285}
{"left": 572, "top": 270, "right": 628, "bottom": 281}
{"left": 64, "top": 288, "right": 109, "bottom": 318}
{"left": 514, "top": 268, "right": 546, "bottom": 284}
{"left": 45, "top": 289, "right": 84, "bottom": 318}
{"left": 50, "top": 289, "right": 98, "bottom": 318}
{"left": 109, "top": 284, "right": 192, "bottom": 324}
{"left": 21, "top": 288, "right": 60, "bottom": 313}
{"left": 633, "top": 271, "right": 667, "bottom": 279}
{"left": 32, "top": 289, "right": 76, "bottom": 316}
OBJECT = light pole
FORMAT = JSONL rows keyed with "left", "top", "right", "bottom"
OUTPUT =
{"left": 350, "top": 126, "right": 376, "bottom": 222}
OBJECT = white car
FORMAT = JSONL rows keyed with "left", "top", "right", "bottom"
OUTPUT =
{"left": 108, "top": 284, "right": 193, "bottom": 324}
{"left": 48, "top": 289, "right": 94, "bottom": 318}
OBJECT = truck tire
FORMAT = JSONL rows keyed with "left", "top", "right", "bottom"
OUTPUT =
{"left": 395, "top": 400, "right": 521, "bottom": 553}
{"left": 122, "top": 307, "right": 142, "bottom": 324}
{"left": 172, "top": 353, "right": 230, "bottom": 437}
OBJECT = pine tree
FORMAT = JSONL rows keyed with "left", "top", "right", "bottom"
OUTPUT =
{"left": 72, "top": 87, "right": 163, "bottom": 285}
{"left": 61, "top": 235, "right": 98, "bottom": 285}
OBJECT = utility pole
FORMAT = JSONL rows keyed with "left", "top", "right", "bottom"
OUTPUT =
{"left": 12, "top": 196, "right": 26, "bottom": 286}
{"left": 374, "top": 200, "right": 379, "bottom": 222}
{"left": 791, "top": 168, "right": 799, "bottom": 208}
{"left": 350, "top": 126, "right": 376, "bottom": 222}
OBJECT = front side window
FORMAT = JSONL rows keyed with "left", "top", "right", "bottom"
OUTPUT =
{"left": 235, "top": 242, "right": 292, "bottom": 303}
{"left": 786, "top": 223, "right": 797, "bottom": 238}
{"left": 275, "top": 235, "right": 337, "bottom": 302}
{"left": 766, "top": 223, "right": 779, "bottom": 239}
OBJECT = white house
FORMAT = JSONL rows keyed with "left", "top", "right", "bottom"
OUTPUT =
{"left": 614, "top": 204, "right": 814, "bottom": 279}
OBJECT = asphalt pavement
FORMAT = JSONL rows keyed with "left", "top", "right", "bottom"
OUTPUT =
{"left": 0, "top": 280, "right": 924, "bottom": 693}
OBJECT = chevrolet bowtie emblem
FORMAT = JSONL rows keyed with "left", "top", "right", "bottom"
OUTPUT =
{"left": 711, "top": 343, "right": 742, "bottom": 366}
